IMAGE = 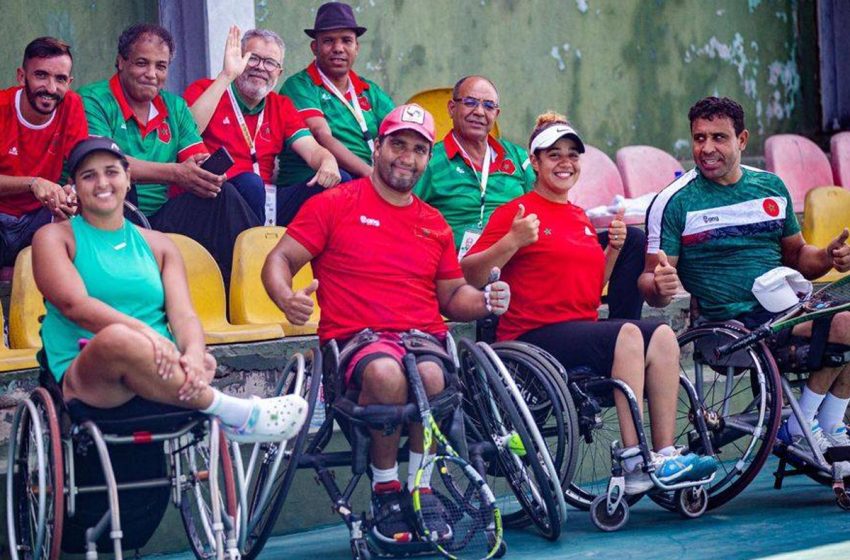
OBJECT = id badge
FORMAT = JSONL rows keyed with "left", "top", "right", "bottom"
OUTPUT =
{"left": 457, "top": 228, "right": 482, "bottom": 261}
{"left": 264, "top": 184, "right": 277, "bottom": 226}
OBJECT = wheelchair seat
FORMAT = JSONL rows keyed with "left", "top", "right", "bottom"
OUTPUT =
{"left": 66, "top": 397, "right": 204, "bottom": 436}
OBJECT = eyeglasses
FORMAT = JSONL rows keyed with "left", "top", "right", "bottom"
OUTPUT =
{"left": 453, "top": 96, "right": 499, "bottom": 112}
{"left": 247, "top": 54, "right": 282, "bottom": 72}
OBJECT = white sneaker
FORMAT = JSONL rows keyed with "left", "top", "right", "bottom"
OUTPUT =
{"left": 823, "top": 425, "right": 850, "bottom": 478}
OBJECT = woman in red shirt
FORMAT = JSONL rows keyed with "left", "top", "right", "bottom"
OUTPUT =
{"left": 462, "top": 112, "right": 715, "bottom": 494}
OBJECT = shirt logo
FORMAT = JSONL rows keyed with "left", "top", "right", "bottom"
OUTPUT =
{"left": 223, "top": 116, "right": 231, "bottom": 125}
{"left": 358, "top": 95, "right": 371, "bottom": 111}
{"left": 359, "top": 215, "right": 380, "bottom": 227}
{"left": 763, "top": 198, "right": 780, "bottom": 217}
{"left": 401, "top": 105, "right": 425, "bottom": 124}
{"left": 702, "top": 215, "right": 720, "bottom": 224}
{"left": 544, "top": 228, "right": 552, "bottom": 236}
{"left": 321, "top": 92, "right": 332, "bottom": 101}
{"left": 455, "top": 166, "right": 467, "bottom": 175}
{"left": 7, "top": 146, "right": 18, "bottom": 156}
{"left": 584, "top": 226, "right": 594, "bottom": 236}
{"left": 158, "top": 121, "right": 172, "bottom": 144}
{"left": 500, "top": 160, "right": 516, "bottom": 174}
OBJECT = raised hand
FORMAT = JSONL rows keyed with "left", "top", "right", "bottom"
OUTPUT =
{"left": 281, "top": 279, "right": 318, "bottom": 325}
{"left": 827, "top": 227, "right": 850, "bottom": 272}
{"left": 653, "top": 249, "right": 680, "bottom": 298}
{"left": 221, "top": 25, "right": 251, "bottom": 81}
{"left": 508, "top": 203, "right": 539, "bottom": 249}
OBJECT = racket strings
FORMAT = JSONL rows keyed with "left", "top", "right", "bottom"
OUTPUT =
{"left": 807, "top": 279, "right": 850, "bottom": 310}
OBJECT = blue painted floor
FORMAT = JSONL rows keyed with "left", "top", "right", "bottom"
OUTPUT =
{"left": 155, "top": 456, "right": 850, "bottom": 560}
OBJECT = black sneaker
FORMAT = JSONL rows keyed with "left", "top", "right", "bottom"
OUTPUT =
{"left": 417, "top": 488, "right": 453, "bottom": 542}
{"left": 370, "top": 481, "right": 414, "bottom": 544}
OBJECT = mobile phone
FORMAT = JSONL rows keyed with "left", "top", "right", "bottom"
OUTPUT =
{"left": 200, "top": 146, "right": 235, "bottom": 175}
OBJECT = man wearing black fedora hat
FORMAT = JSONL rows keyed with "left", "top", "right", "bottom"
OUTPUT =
{"left": 278, "top": 2, "right": 395, "bottom": 190}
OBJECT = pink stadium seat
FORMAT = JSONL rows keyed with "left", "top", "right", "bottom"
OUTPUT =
{"left": 764, "top": 134, "right": 834, "bottom": 210}
{"left": 615, "top": 145, "right": 683, "bottom": 199}
{"left": 571, "top": 145, "right": 625, "bottom": 210}
{"left": 831, "top": 131, "right": 850, "bottom": 187}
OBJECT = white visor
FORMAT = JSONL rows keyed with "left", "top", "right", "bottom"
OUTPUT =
{"left": 751, "top": 266, "right": 813, "bottom": 313}
{"left": 530, "top": 124, "right": 586, "bottom": 154}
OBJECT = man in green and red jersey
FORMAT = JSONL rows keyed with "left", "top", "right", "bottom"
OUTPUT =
{"left": 0, "top": 37, "right": 87, "bottom": 267}
{"left": 278, "top": 2, "right": 394, "bottom": 189}
{"left": 79, "top": 24, "right": 258, "bottom": 283}
{"left": 185, "top": 26, "right": 339, "bottom": 226}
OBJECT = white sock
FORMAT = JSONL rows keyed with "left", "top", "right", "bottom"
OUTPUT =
{"left": 657, "top": 446, "right": 676, "bottom": 457}
{"left": 371, "top": 463, "right": 399, "bottom": 489}
{"left": 817, "top": 393, "right": 850, "bottom": 433}
{"left": 622, "top": 446, "right": 643, "bottom": 471}
{"left": 788, "top": 386, "right": 826, "bottom": 437}
{"left": 407, "top": 451, "right": 434, "bottom": 490}
{"left": 201, "top": 389, "right": 254, "bottom": 429}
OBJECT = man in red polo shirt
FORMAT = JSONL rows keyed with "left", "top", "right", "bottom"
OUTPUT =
{"left": 0, "top": 37, "right": 87, "bottom": 267}
{"left": 262, "top": 104, "right": 509, "bottom": 544}
{"left": 185, "top": 27, "right": 340, "bottom": 226}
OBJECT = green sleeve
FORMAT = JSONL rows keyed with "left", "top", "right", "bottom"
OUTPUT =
{"left": 779, "top": 181, "right": 801, "bottom": 236}
{"left": 370, "top": 83, "right": 396, "bottom": 122}
{"left": 281, "top": 74, "right": 320, "bottom": 112}
{"left": 518, "top": 149, "right": 535, "bottom": 192}
{"left": 172, "top": 96, "right": 204, "bottom": 152}
{"left": 81, "top": 89, "right": 114, "bottom": 138}
{"left": 659, "top": 200, "right": 683, "bottom": 257}
{"left": 413, "top": 165, "right": 433, "bottom": 202}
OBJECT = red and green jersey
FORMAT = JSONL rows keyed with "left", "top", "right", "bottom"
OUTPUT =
{"left": 414, "top": 133, "right": 536, "bottom": 249}
{"left": 79, "top": 75, "right": 206, "bottom": 215}
{"left": 0, "top": 87, "right": 88, "bottom": 217}
{"left": 277, "top": 62, "right": 394, "bottom": 186}
{"left": 184, "top": 79, "right": 311, "bottom": 184}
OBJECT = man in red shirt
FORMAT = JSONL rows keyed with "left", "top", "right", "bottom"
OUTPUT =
{"left": 262, "top": 104, "right": 509, "bottom": 544}
{"left": 185, "top": 27, "right": 340, "bottom": 226}
{"left": 0, "top": 37, "right": 87, "bottom": 266}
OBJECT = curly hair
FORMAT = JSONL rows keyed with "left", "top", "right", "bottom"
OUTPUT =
{"left": 688, "top": 96, "right": 746, "bottom": 136}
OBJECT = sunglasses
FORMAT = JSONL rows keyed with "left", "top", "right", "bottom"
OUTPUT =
{"left": 247, "top": 54, "right": 282, "bottom": 72}
{"left": 453, "top": 96, "right": 499, "bottom": 112}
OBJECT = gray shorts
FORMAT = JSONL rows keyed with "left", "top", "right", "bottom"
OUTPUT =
{"left": 0, "top": 207, "right": 51, "bottom": 266}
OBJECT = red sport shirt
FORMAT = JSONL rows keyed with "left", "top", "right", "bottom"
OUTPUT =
{"left": 286, "top": 178, "right": 463, "bottom": 343}
{"left": 0, "top": 87, "right": 88, "bottom": 217}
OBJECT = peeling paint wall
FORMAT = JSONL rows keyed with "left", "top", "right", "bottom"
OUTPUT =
{"left": 0, "top": 1, "right": 158, "bottom": 92}
{"left": 259, "top": 0, "right": 818, "bottom": 158}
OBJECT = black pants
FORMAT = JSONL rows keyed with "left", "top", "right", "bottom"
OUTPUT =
{"left": 598, "top": 225, "right": 646, "bottom": 320}
{"left": 134, "top": 183, "right": 260, "bottom": 285}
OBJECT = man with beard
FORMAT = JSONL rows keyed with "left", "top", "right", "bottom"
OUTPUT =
{"left": 262, "top": 104, "right": 510, "bottom": 544}
{"left": 277, "top": 2, "right": 394, "bottom": 189}
{"left": 0, "top": 37, "right": 87, "bottom": 267}
{"left": 185, "top": 27, "right": 340, "bottom": 226}
{"left": 79, "top": 24, "right": 258, "bottom": 283}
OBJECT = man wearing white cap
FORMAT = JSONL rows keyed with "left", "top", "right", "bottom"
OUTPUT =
{"left": 262, "top": 104, "right": 510, "bottom": 545}
{"left": 640, "top": 96, "right": 850, "bottom": 460}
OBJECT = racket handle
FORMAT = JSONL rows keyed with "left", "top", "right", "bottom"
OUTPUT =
{"left": 715, "top": 329, "right": 764, "bottom": 358}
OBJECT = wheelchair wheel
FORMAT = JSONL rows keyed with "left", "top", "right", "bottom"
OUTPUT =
{"left": 676, "top": 325, "right": 782, "bottom": 509}
{"left": 458, "top": 339, "right": 561, "bottom": 541}
{"left": 7, "top": 387, "right": 64, "bottom": 560}
{"left": 675, "top": 486, "right": 708, "bottom": 519}
{"left": 179, "top": 422, "right": 238, "bottom": 560}
{"left": 238, "top": 352, "right": 322, "bottom": 560}
{"left": 491, "top": 342, "right": 579, "bottom": 493}
{"left": 589, "top": 494, "right": 629, "bottom": 532}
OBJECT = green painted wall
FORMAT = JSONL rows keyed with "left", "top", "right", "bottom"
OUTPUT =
{"left": 0, "top": 1, "right": 158, "bottom": 92}
{"left": 258, "top": 0, "right": 819, "bottom": 158}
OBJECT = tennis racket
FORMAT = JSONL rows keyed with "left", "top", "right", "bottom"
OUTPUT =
{"left": 402, "top": 353, "right": 503, "bottom": 560}
{"left": 717, "top": 274, "right": 850, "bottom": 357}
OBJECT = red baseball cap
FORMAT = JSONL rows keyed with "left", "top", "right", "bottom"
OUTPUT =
{"left": 378, "top": 104, "right": 435, "bottom": 145}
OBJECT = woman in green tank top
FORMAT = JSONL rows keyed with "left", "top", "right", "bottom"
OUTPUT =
{"left": 32, "top": 137, "right": 307, "bottom": 443}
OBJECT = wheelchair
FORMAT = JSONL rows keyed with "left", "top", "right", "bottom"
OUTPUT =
{"left": 233, "top": 329, "right": 566, "bottom": 560}
{"left": 677, "top": 310, "right": 850, "bottom": 511}
{"left": 6, "top": 370, "right": 239, "bottom": 560}
{"left": 477, "top": 320, "right": 718, "bottom": 532}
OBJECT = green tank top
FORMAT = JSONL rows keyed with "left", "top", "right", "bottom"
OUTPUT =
{"left": 42, "top": 216, "right": 173, "bottom": 380}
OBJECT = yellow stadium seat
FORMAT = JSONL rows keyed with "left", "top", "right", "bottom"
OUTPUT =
{"left": 230, "top": 227, "right": 319, "bottom": 336}
{"left": 167, "top": 233, "right": 284, "bottom": 344}
{"left": 801, "top": 186, "right": 850, "bottom": 283}
{"left": 406, "top": 88, "right": 501, "bottom": 141}
{"left": 10, "top": 247, "right": 45, "bottom": 350}
{"left": 0, "top": 303, "right": 38, "bottom": 372}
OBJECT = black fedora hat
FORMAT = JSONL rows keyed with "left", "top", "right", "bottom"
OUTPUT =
{"left": 304, "top": 2, "right": 367, "bottom": 38}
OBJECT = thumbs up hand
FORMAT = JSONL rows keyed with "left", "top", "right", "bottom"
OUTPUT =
{"left": 508, "top": 203, "right": 540, "bottom": 249}
{"left": 653, "top": 250, "right": 680, "bottom": 298}
{"left": 827, "top": 227, "right": 850, "bottom": 272}
{"left": 484, "top": 267, "right": 511, "bottom": 316}
{"left": 608, "top": 208, "right": 626, "bottom": 251}
{"left": 281, "top": 279, "right": 318, "bottom": 325}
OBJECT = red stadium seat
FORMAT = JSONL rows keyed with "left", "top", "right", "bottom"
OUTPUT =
{"left": 571, "top": 145, "right": 625, "bottom": 210}
{"left": 830, "top": 131, "right": 850, "bottom": 187}
{"left": 615, "top": 145, "right": 683, "bottom": 199}
{"left": 764, "top": 134, "right": 834, "bottom": 210}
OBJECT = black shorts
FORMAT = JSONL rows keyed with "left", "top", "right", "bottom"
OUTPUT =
{"left": 517, "top": 319, "right": 667, "bottom": 376}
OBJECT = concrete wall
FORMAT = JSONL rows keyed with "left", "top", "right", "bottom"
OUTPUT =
{"left": 257, "top": 0, "right": 820, "bottom": 157}
{"left": 0, "top": 1, "right": 158, "bottom": 88}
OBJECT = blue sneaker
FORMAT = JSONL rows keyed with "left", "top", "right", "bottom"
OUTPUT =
{"left": 688, "top": 454, "right": 718, "bottom": 481}
{"left": 653, "top": 452, "right": 698, "bottom": 484}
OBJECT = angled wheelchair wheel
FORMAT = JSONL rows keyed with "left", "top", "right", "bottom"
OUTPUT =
{"left": 238, "top": 352, "right": 322, "bottom": 560}
{"left": 676, "top": 324, "right": 782, "bottom": 509}
{"left": 458, "top": 339, "right": 561, "bottom": 541}
{"left": 179, "top": 422, "right": 238, "bottom": 560}
{"left": 487, "top": 342, "right": 577, "bottom": 529}
{"left": 7, "top": 388, "right": 64, "bottom": 560}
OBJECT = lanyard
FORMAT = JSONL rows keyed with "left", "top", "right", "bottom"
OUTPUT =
{"left": 452, "top": 133, "right": 492, "bottom": 228}
{"left": 316, "top": 66, "right": 375, "bottom": 153}
{"left": 226, "top": 86, "right": 264, "bottom": 175}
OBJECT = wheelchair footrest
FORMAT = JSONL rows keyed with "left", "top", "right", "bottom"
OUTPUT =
{"left": 824, "top": 446, "right": 850, "bottom": 463}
